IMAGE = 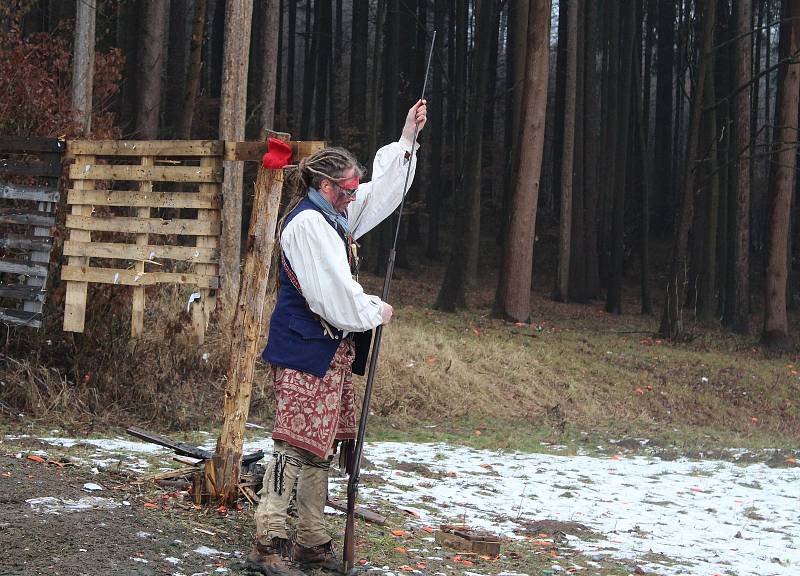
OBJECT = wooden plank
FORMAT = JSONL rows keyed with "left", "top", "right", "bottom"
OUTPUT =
{"left": 65, "top": 214, "right": 220, "bottom": 236}
{"left": 192, "top": 156, "right": 221, "bottom": 344}
{"left": 61, "top": 265, "right": 220, "bottom": 288}
{"left": 67, "top": 140, "right": 223, "bottom": 157}
{"left": 0, "top": 136, "right": 64, "bottom": 154}
{"left": 0, "top": 308, "right": 41, "bottom": 328}
{"left": 63, "top": 154, "right": 94, "bottom": 333}
{"left": 69, "top": 163, "right": 222, "bottom": 183}
{"left": 326, "top": 498, "right": 386, "bottom": 525}
{"left": 67, "top": 189, "right": 220, "bottom": 209}
{"left": 0, "top": 260, "right": 48, "bottom": 277}
{"left": 62, "top": 241, "right": 218, "bottom": 263}
{"left": 0, "top": 183, "right": 60, "bottom": 203}
{"left": 0, "top": 284, "right": 45, "bottom": 301}
{"left": 23, "top": 198, "right": 52, "bottom": 316}
{"left": 131, "top": 156, "right": 153, "bottom": 338}
{"left": 0, "top": 158, "right": 62, "bottom": 178}
{"left": 0, "top": 210, "right": 57, "bottom": 227}
{"left": 224, "top": 140, "right": 327, "bottom": 162}
{"left": 0, "top": 235, "right": 53, "bottom": 252}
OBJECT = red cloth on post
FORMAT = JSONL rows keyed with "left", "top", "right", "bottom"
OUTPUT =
{"left": 262, "top": 138, "right": 293, "bottom": 169}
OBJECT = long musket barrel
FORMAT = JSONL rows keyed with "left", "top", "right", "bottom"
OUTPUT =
{"left": 342, "top": 30, "right": 437, "bottom": 573}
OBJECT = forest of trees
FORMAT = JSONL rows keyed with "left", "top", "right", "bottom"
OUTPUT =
{"left": 1, "top": 0, "right": 799, "bottom": 348}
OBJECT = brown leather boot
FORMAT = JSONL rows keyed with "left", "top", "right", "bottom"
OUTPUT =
{"left": 246, "top": 537, "right": 306, "bottom": 576}
{"left": 292, "top": 540, "right": 343, "bottom": 573}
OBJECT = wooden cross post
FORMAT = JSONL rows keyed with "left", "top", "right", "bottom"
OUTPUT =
{"left": 208, "top": 136, "right": 325, "bottom": 505}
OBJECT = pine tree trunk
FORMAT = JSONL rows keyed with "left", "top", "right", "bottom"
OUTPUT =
{"left": 582, "top": 0, "right": 601, "bottom": 298}
{"left": 135, "top": 0, "right": 168, "bottom": 138}
{"left": 654, "top": 0, "right": 675, "bottom": 230}
{"left": 699, "top": 62, "right": 720, "bottom": 323}
{"left": 349, "top": 0, "right": 369, "bottom": 155}
{"left": 436, "top": 0, "right": 495, "bottom": 311}
{"left": 568, "top": 0, "right": 586, "bottom": 303}
{"left": 259, "top": 0, "right": 280, "bottom": 134}
{"left": 300, "top": 0, "right": 317, "bottom": 137}
{"left": 425, "top": 0, "right": 445, "bottom": 261}
{"left": 599, "top": 1, "right": 621, "bottom": 291}
{"left": 495, "top": 0, "right": 551, "bottom": 322}
{"left": 634, "top": 29, "right": 653, "bottom": 315}
{"left": 550, "top": 0, "right": 569, "bottom": 217}
{"left": 314, "top": 0, "right": 332, "bottom": 138}
{"left": 659, "top": 0, "right": 716, "bottom": 339}
{"left": 762, "top": 0, "right": 800, "bottom": 349}
{"left": 729, "top": 0, "right": 752, "bottom": 332}
{"left": 555, "top": 0, "right": 578, "bottom": 303}
{"left": 72, "top": 0, "right": 95, "bottom": 135}
{"left": 177, "top": 0, "right": 206, "bottom": 139}
{"left": 606, "top": 2, "right": 635, "bottom": 315}
{"left": 219, "top": 0, "right": 254, "bottom": 308}
{"left": 286, "top": 0, "right": 297, "bottom": 130}
{"left": 165, "top": 1, "right": 190, "bottom": 137}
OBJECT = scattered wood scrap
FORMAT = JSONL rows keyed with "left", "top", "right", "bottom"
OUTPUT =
{"left": 125, "top": 425, "right": 387, "bottom": 524}
{"left": 435, "top": 524, "right": 501, "bottom": 556}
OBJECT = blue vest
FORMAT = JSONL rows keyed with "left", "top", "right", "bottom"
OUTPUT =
{"left": 261, "top": 198, "right": 372, "bottom": 377}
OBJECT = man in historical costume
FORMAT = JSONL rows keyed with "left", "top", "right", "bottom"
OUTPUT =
{"left": 247, "top": 99, "right": 427, "bottom": 576}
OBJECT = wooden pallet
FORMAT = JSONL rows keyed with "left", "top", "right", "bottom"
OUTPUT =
{"left": 0, "top": 136, "right": 64, "bottom": 328}
{"left": 62, "top": 140, "right": 223, "bottom": 341}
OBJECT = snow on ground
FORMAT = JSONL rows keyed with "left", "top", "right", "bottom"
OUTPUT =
{"left": 18, "top": 434, "right": 800, "bottom": 576}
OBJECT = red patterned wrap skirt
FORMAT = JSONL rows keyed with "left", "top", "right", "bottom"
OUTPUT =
{"left": 271, "top": 339, "right": 357, "bottom": 458}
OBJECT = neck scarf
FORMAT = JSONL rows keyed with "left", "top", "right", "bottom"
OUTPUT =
{"left": 307, "top": 188, "right": 351, "bottom": 237}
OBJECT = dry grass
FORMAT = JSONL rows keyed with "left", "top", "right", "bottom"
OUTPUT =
{"left": 2, "top": 260, "right": 799, "bottom": 447}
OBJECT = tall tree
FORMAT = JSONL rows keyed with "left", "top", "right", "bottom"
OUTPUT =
{"left": 727, "top": 0, "right": 753, "bottom": 332}
{"left": 606, "top": 0, "right": 636, "bottom": 315}
{"left": 135, "top": 0, "right": 168, "bottom": 138}
{"left": 258, "top": 0, "right": 280, "bottom": 134}
{"left": 348, "top": 0, "right": 369, "bottom": 155}
{"left": 582, "top": 0, "right": 602, "bottom": 298}
{"left": 659, "top": 0, "right": 716, "bottom": 339}
{"left": 425, "top": 0, "right": 445, "bottom": 260}
{"left": 654, "top": 0, "right": 675, "bottom": 230}
{"left": 567, "top": 0, "right": 586, "bottom": 303}
{"left": 762, "top": 0, "right": 800, "bottom": 348}
{"left": 555, "top": 0, "right": 578, "bottom": 302}
{"left": 71, "top": 0, "right": 95, "bottom": 134}
{"left": 219, "top": 0, "right": 254, "bottom": 308}
{"left": 165, "top": 0, "right": 190, "bottom": 137}
{"left": 314, "top": 0, "right": 332, "bottom": 137}
{"left": 435, "top": 0, "right": 495, "bottom": 311}
{"left": 495, "top": 0, "right": 552, "bottom": 322}
{"left": 177, "top": 0, "right": 207, "bottom": 139}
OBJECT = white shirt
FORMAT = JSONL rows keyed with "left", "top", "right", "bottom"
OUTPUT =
{"left": 280, "top": 138, "right": 418, "bottom": 334}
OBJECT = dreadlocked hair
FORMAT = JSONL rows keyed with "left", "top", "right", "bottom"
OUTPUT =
{"left": 269, "top": 146, "right": 366, "bottom": 293}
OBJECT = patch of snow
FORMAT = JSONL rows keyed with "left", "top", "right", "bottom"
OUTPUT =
{"left": 82, "top": 482, "right": 103, "bottom": 491}
{"left": 39, "top": 436, "right": 169, "bottom": 453}
{"left": 354, "top": 442, "right": 800, "bottom": 576}
{"left": 26, "top": 496, "right": 120, "bottom": 514}
{"left": 130, "top": 557, "right": 149, "bottom": 564}
{"left": 165, "top": 557, "right": 182, "bottom": 565}
{"left": 193, "top": 546, "right": 229, "bottom": 557}
{"left": 136, "top": 531, "right": 152, "bottom": 539}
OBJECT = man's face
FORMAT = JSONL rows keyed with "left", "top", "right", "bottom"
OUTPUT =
{"left": 324, "top": 167, "right": 359, "bottom": 213}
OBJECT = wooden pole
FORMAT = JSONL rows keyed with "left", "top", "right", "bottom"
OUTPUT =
{"left": 212, "top": 153, "right": 285, "bottom": 504}
{"left": 210, "top": 137, "right": 326, "bottom": 504}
